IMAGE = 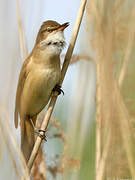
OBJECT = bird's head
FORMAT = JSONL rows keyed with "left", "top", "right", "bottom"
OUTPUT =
{"left": 35, "top": 20, "right": 69, "bottom": 55}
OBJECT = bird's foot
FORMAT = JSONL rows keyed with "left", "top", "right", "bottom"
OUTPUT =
{"left": 52, "top": 84, "right": 64, "bottom": 95}
{"left": 30, "top": 119, "right": 47, "bottom": 141}
{"left": 34, "top": 128, "right": 47, "bottom": 141}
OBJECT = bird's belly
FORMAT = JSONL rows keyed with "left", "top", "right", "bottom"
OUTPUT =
{"left": 21, "top": 69, "right": 60, "bottom": 116}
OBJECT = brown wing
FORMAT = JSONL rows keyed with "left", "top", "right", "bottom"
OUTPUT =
{"left": 14, "top": 58, "right": 30, "bottom": 128}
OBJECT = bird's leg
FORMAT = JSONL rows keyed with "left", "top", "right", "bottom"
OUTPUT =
{"left": 30, "top": 119, "right": 47, "bottom": 141}
{"left": 52, "top": 84, "right": 64, "bottom": 95}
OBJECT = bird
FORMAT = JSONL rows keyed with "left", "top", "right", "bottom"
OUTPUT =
{"left": 14, "top": 20, "right": 69, "bottom": 162}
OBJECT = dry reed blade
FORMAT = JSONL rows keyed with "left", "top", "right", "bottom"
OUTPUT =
{"left": 117, "top": 4, "right": 135, "bottom": 178}
{"left": 118, "top": 8, "right": 135, "bottom": 87}
{"left": 27, "top": 0, "right": 88, "bottom": 171}
{"left": 16, "top": 0, "right": 27, "bottom": 59}
{"left": 0, "top": 104, "right": 30, "bottom": 180}
{"left": 96, "top": 130, "right": 111, "bottom": 180}
{"left": 114, "top": 83, "right": 135, "bottom": 179}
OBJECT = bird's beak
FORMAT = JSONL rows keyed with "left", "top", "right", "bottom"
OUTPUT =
{"left": 58, "top": 22, "right": 70, "bottom": 31}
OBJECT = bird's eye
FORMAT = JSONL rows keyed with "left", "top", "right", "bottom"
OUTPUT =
{"left": 41, "top": 28, "right": 52, "bottom": 34}
{"left": 47, "top": 28, "right": 52, "bottom": 33}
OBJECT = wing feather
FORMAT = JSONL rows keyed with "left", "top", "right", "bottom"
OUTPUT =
{"left": 14, "top": 58, "right": 30, "bottom": 128}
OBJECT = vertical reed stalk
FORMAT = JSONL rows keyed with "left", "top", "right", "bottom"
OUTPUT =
{"left": 27, "top": 0, "right": 88, "bottom": 171}
{"left": 16, "top": 0, "right": 27, "bottom": 59}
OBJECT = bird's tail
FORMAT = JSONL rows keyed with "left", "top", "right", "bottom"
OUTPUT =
{"left": 21, "top": 116, "right": 36, "bottom": 162}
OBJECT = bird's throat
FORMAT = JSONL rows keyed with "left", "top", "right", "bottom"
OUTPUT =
{"left": 39, "top": 31, "right": 65, "bottom": 55}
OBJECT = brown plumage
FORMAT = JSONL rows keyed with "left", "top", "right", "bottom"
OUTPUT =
{"left": 14, "top": 20, "right": 69, "bottom": 162}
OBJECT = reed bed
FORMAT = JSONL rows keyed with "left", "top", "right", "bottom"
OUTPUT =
{"left": 86, "top": 0, "right": 135, "bottom": 179}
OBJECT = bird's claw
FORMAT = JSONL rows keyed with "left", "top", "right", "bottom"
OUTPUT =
{"left": 52, "top": 84, "right": 64, "bottom": 95}
{"left": 34, "top": 128, "right": 47, "bottom": 141}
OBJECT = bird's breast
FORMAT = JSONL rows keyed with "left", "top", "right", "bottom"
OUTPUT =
{"left": 21, "top": 66, "right": 61, "bottom": 116}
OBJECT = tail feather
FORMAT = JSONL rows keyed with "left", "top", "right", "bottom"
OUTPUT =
{"left": 21, "top": 116, "right": 36, "bottom": 162}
